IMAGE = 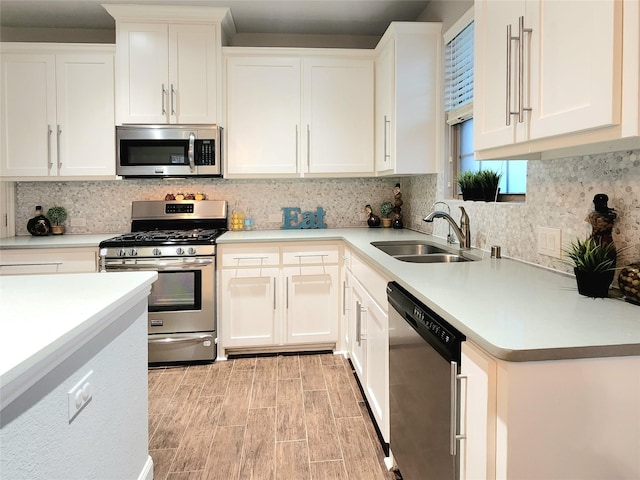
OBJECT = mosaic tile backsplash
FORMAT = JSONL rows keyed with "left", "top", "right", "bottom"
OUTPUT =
{"left": 14, "top": 148, "right": 640, "bottom": 275}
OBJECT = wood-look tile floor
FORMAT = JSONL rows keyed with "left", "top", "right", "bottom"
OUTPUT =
{"left": 148, "top": 352, "right": 397, "bottom": 480}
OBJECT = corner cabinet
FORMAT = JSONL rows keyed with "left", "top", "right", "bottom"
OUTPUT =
{"left": 0, "top": 43, "right": 115, "bottom": 180}
{"left": 104, "top": 5, "right": 228, "bottom": 125}
{"left": 374, "top": 22, "right": 443, "bottom": 175}
{"left": 474, "top": 0, "right": 640, "bottom": 159}
{"left": 218, "top": 242, "right": 340, "bottom": 356}
{"left": 343, "top": 247, "right": 391, "bottom": 445}
{"left": 224, "top": 49, "right": 374, "bottom": 177}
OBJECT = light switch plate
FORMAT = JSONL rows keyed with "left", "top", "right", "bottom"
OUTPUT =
{"left": 538, "top": 226, "right": 562, "bottom": 258}
{"left": 268, "top": 213, "right": 282, "bottom": 223}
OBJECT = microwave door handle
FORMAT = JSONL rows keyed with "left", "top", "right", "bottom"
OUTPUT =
{"left": 188, "top": 132, "right": 196, "bottom": 172}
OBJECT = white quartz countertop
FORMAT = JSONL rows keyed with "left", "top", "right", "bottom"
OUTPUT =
{"left": 0, "top": 234, "right": 116, "bottom": 249}
{"left": 0, "top": 271, "right": 157, "bottom": 407}
{"left": 218, "top": 228, "right": 640, "bottom": 361}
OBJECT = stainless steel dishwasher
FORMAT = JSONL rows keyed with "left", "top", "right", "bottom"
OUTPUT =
{"left": 387, "top": 282, "right": 466, "bottom": 480}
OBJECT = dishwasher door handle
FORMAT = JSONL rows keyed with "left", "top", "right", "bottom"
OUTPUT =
{"left": 450, "top": 360, "right": 467, "bottom": 456}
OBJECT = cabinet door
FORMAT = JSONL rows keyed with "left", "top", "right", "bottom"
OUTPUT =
{"left": 528, "top": 0, "right": 621, "bottom": 139}
{"left": 364, "top": 289, "right": 389, "bottom": 441}
{"left": 117, "top": 23, "right": 169, "bottom": 124}
{"left": 225, "top": 56, "right": 301, "bottom": 175}
{"left": 460, "top": 342, "right": 497, "bottom": 480}
{"left": 348, "top": 276, "right": 367, "bottom": 381}
{"left": 55, "top": 54, "right": 115, "bottom": 176}
{"left": 303, "top": 57, "right": 374, "bottom": 174}
{"left": 169, "top": 24, "right": 218, "bottom": 124}
{"left": 375, "top": 38, "right": 394, "bottom": 173}
{"left": 220, "top": 268, "right": 279, "bottom": 347}
{"left": 284, "top": 264, "right": 339, "bottom": 344}
{"left": 0, "top": 54, "right": 56, "bottom": 176}
{"left": 474, "top": 0, "right": 527, "bottom": 151}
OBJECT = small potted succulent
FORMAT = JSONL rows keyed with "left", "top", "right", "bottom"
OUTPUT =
{"left": 379, "top": 201, "right": 394, "bottom": 227}
{"left": 46, "top": 206, "right": 68, "bottom": 235}
{"left": 564, "top": 237, "right": 617, "bottom": 298}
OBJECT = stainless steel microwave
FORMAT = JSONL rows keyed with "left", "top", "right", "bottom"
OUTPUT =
{"left": 116, "top": 125, "right": 222, "bottom": 177}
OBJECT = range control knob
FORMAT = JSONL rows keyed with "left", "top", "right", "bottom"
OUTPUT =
{"left": 152, "top": 248, "right": 162, "bottom": 256}
{"left": 188, "top": 247, "right": 197, "bottom": 255}
{"left": 176, "top": 247, "right": 185, "bottom": 255}
{"left": 118, "top": 248, "right": 127, "bottom": 257}
{"left": 129, "top": 248, "right": 138, "bottom": 257}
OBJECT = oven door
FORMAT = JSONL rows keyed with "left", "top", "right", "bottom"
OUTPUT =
{"left": 103, "top": 257, "right": 215, "bottom": 334}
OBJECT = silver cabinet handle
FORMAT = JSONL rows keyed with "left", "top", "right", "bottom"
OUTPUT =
{"left": 47, "top": 125, "right": 53, "bottom": 170}
{"left": 188, "top": 132, "right": 195, "bottom": 172}
{"left": 306, "top": 124, "right": 311, "bottom": 170}
{"left": 356, "top": 300, "right": 362, "bottom": 346}
{"left": 170, "top": 83, "right": 176, "bottom": 116}
{"left": 286, "top": 276, "right": 289, "bottom": 309}
{"left": 384, "top": 115, "right": 391, "bottom": 161}
{"left": 161, "top": 83, "right": 167, "bottom": 115}
{"left": 517, "top": 16, "right": 532, "bottom": 122}
{"left": 342, "top": 280, "right": 348, "bottom": 314}
{"left": 295, "top": 125, "right": 299, "bottom": 171}
{"left": 56, "top": 124, "right": 62, "bottom": 170}
{"left": 506, "top": 24, "right": 519, "bottom": 125}
{"left": 1, "top": 262, "right": 63, "bottom": 267}
{"left": 450, "top": 361, "right": 467, "bottom": 456}
{"left": 273, "top": 277, "right": 277, "bottom": 310}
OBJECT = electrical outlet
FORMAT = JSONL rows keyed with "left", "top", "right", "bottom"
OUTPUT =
{"left": 414, "top": 215, "right": 423, "bottom": 227}
{"left": 359, "top": 213, "right": 368, "bottom": 221}
{"left": 69, "top": 217, "right": 86, "bottom": 227}
{"left": 268, "top": 213, "right": 282, "bottom": 223}
{"left": 68, "top": 370, "right": 93, "bottom": 421}
{"left": 538, "top": 226, "right": 562, "bottom": 258}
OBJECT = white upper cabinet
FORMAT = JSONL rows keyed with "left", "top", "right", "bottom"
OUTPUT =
{"left": 0, "top": 44, "right": 115, "bottom": 179}
{"left": 104, "top": 4, "right": 228, "bottom": 125}
{"left": 474, "top": 0, "right": 639, "bottom": 159}
{"left": 225, "top": 56, "right": 301, "bottom": 175}
{"left": 224, "top": 49, "right": 374, "bottom": 178}
{"left": 374, "top": 22, "right": 443, "bottom": 175}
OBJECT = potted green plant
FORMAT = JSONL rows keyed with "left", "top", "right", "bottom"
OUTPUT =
{"left": 478, "top": 169, "right": 502, "bottom": 202}
{"left": 456, "top": 171, "right": 485, "bottom": 201}
{"left": 564, "top": 237, "right": 617, "bottom": 298}
{"left": 380, "top": 201, "right": 394, "bottom": 227}
{"left": 46, "top": 206, "right": 68, "bottom": 235}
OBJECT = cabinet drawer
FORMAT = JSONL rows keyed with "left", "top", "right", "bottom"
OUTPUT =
{"left": 282, "top": 244, "right": 339, "bottom": 265}
{"left": 0, "top": 248, "right": 97, "bottom": 275}
{"left": 220, "top": 245, "right": 280, "bottom": 267}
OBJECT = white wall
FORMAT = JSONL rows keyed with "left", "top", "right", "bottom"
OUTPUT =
{"left": 0, "top": 300, "right": 151, "bottom": 480}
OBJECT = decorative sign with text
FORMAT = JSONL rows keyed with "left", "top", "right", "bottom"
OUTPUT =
{"left": 281, "top": 207, "right": 327, "bottom": 229}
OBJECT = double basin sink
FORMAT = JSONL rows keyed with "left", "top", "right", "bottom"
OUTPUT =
{"left": 371, "top": 240, "right": 480, "bottom": 264}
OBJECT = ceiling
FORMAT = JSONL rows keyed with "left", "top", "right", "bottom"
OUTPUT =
{"left": 0, "top": 1, "right": 431, "bottom": 37}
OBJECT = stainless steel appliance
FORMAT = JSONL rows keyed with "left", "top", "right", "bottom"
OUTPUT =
{"left": 99, "top": 200, "right": 227, "bottom": 364}
{"left": 116, "top": 125, "right": 222, "bottom": 177}
{"left": 387, "top": 282, "right": 466, "bottom": 480}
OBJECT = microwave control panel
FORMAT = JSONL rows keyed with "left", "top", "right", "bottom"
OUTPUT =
{"left": 195, "top": 140, "right": 215, "bottom": 165}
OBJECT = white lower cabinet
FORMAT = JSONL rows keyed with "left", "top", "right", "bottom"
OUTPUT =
{"left": 0, "top": 247, "right": 98, "bottom": 275}
{"left": 344, "top": 250, "right": 390, "bottom": 444}
{"left": 218, "top": 242, "right": 340, "bottom": 356}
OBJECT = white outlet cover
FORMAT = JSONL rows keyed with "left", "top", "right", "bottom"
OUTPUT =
{"left": 268, "top": 213, "right": 282, "bottom": 223}
{"left": 538, "top": 226, "right": 562, "bottom": 258}
{"left": 68, "top": 370, "right": 93, "bottom": 421}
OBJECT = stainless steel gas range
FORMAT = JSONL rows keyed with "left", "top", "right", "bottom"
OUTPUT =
{"left": 99, "top": 200, "right": 227, "bottom": 364}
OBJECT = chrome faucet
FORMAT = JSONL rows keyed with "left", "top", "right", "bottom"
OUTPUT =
{"left": 423, "top": 206, "right": 471, "bottom": 249}
{"left": 431, "top": 201, "right": 455, "bottom": 244}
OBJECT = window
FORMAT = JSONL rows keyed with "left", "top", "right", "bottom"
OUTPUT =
{"left": 444, "top": 12, "right": 526, "bottom": 199}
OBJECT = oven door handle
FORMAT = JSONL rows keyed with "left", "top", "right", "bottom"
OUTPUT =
{"left": 148, "top": 334, "right": 214, "bottom": 345}
{"left": 103, "top": 258, "right": 214, "bottom": 271}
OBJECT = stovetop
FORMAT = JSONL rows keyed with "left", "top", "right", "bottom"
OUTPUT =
{"left": 101, "top": 228, "right": 226, "bottom": 247}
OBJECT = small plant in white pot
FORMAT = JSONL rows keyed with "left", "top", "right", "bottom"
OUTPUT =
{"left": 380, "top": 201, "right": 394, "bottom": 227}
{"left": 46, "top": 206, "right": 68, "bottom": 235}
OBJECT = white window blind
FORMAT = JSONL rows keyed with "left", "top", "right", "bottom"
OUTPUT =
{"left": 445, "top": 22, "right": 474, "bottom": 121}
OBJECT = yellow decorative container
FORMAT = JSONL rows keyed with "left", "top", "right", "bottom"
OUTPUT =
{"left": 618, "top": 264, "right": 640, "bottom": 305}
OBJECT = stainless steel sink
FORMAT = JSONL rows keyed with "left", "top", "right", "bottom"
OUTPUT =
{"left": 371, "top": 240, "right": 478, "bottom": 263}
{"left": 370, "top": 241, "right": 449, "bottom": 256}
{"left": 394, "top": 254, "right": 470, "bottom": 263}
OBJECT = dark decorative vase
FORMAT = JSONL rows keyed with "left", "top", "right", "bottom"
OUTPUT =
{"left": 574, "top": 268, "right": 615, "bottom": 298}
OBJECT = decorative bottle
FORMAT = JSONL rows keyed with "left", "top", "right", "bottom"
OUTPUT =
{"left": 27, "top": 205, "right": 51, "bottom": 236}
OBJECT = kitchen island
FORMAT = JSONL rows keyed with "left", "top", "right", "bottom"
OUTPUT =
{"left": 0, "top": 271, "right": 157, "bottom": 480}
